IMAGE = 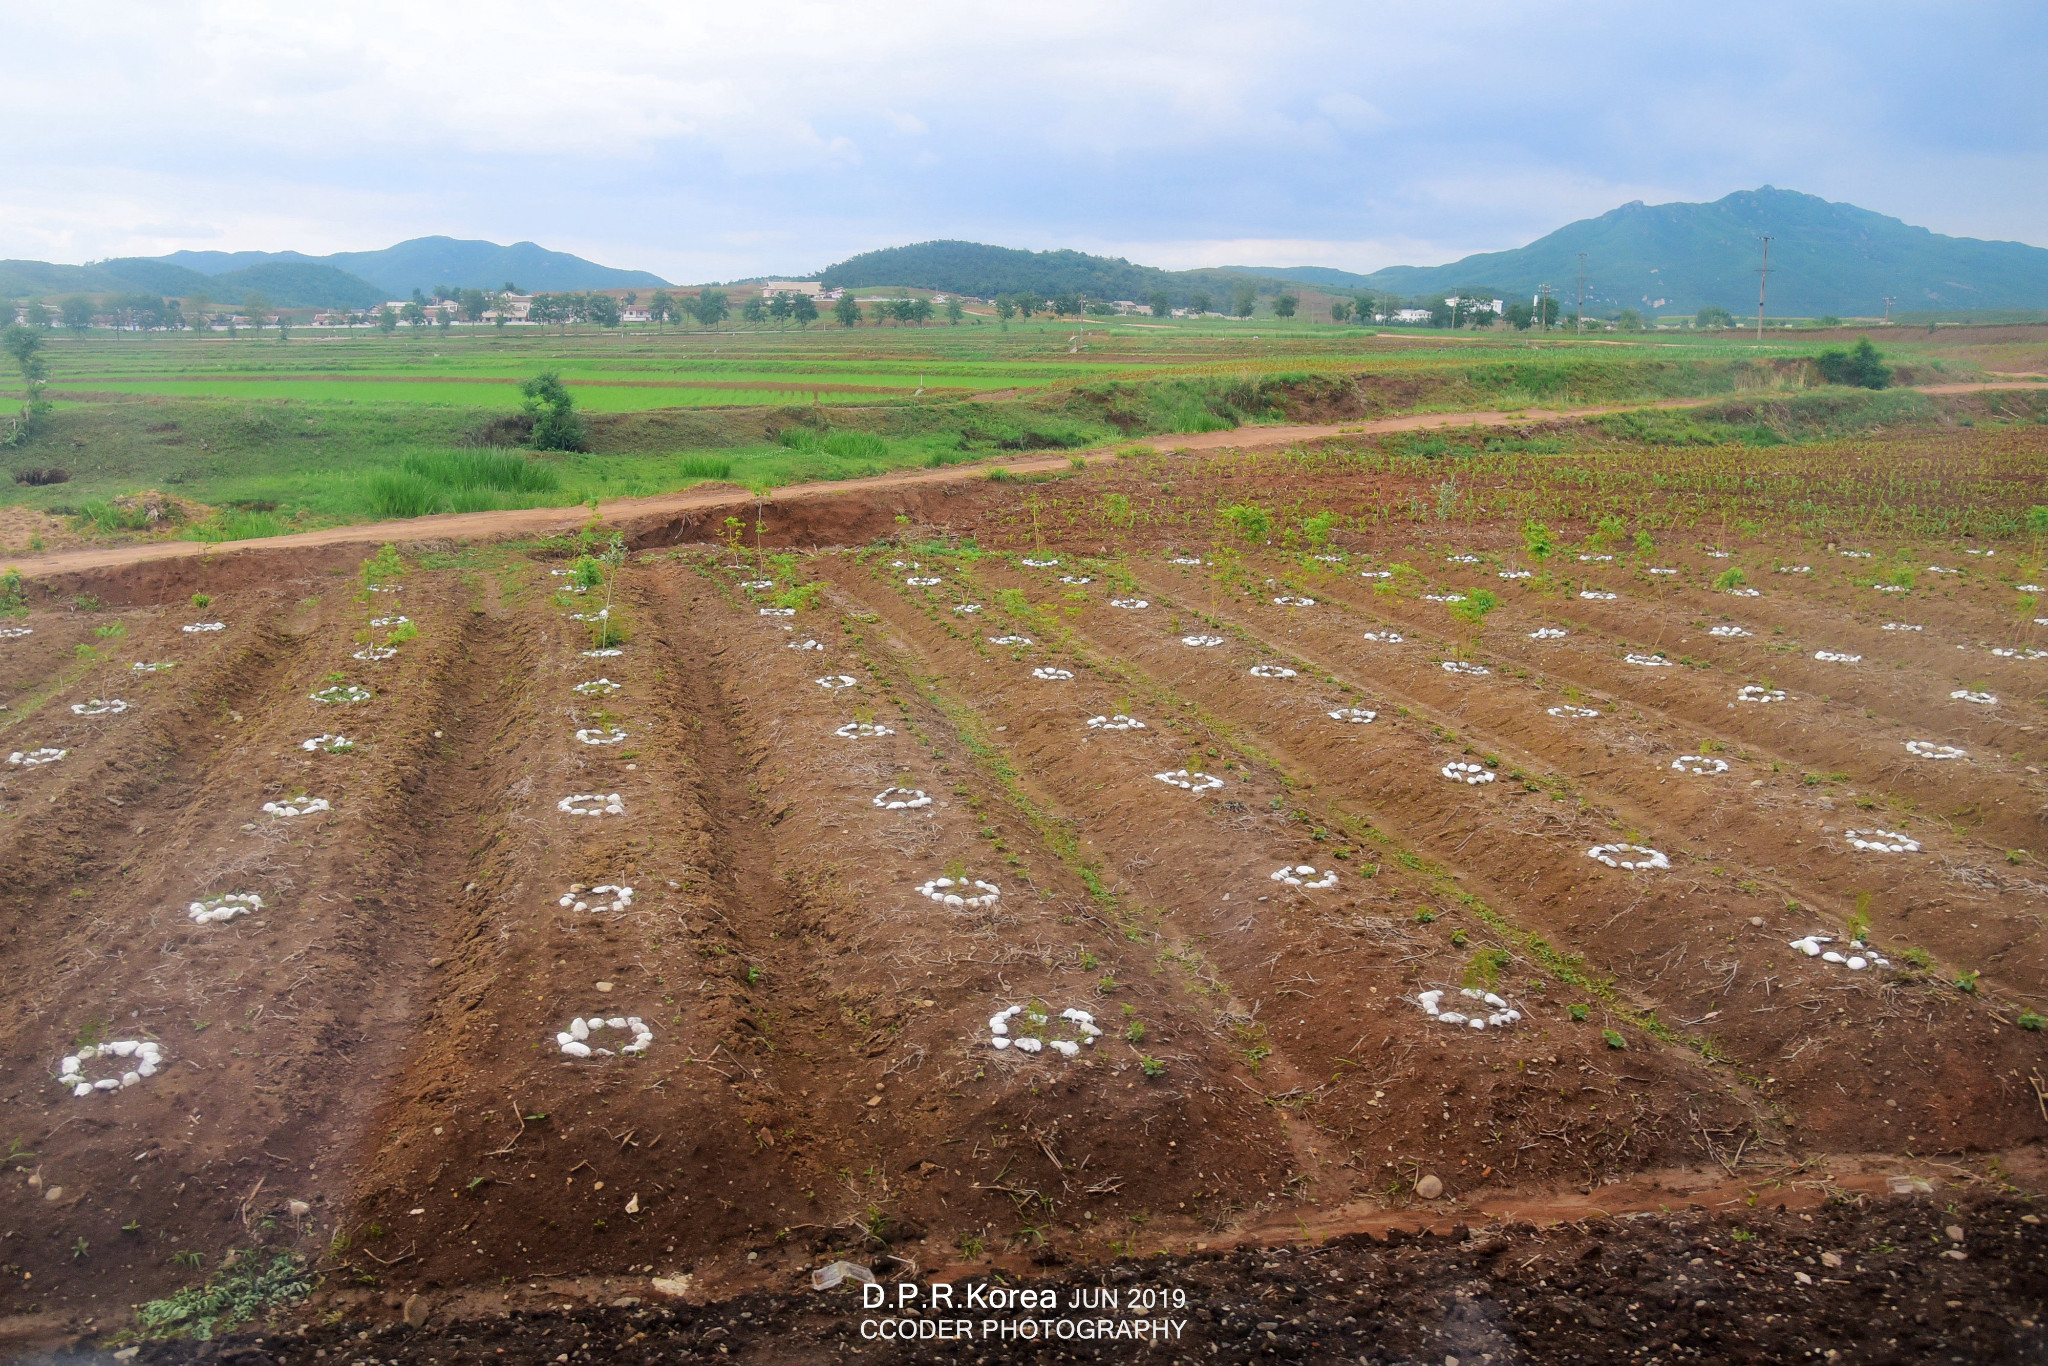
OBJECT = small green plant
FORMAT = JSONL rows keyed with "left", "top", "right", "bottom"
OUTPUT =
{"left": 94, "top": 619, "right": 126, "bottom": 638}
{"left": 1588, "top": 514, "right": 1625, "bottom": 549}
{"left": 957, "top": 1231, "right": 987, "bottom": 1258}
{"left": 1731, "top": 1227, "right": 1755, "bottom": 1242}
{"left": 1462, "top": 947, "right": 1511, "bottom": 989}
{"left": 1449, "top": 929, "right": 1468, "bottom": 947}
{"left": 744, "top": 964, "right": 762, "bottom": 986}
{"left": 1901, "top": 947, "right": 1934, "bottom": 971}
{"left": 2018, "top": 1011, "right": 2046, "bottom": 1032}
{"left": 190, "top": 592, "right": 211, "bottom": 608}
{"left": 1568, "top": 1004, "right": 1590, "bottom": 1022}
{"left": 1602, "top": 1029, "right": 1627, "bottom": 1050}
{"left": 71, "top": 1237, "right": 90, "bottom": 1261}
{"left": 1139, "top": 1055, "right": 1166, "bottom": 1078}
{"left": 1217, "top": 501, "right": 1272, "bottom": 544}
{"left": 1124, "top": 1020, "right": 1145, "bottom": 1043}
{"left": 1713, "top": 567, "right": 1746, "bottom": 590}
{"left": 135, "top": 1250, "right": 311, "bottom": 1341}
{"left": 1954, "top": 970, "right": 1979, "bottom": 995}
{"left": 1521, "top": 520, "right": 1555, "bottom": 560}
{"left": 1413, "top": 908, "right": 1437, "bottom": 924}
{"left": 1448, "top": 587, "right": 1497, "bottom": 625}
{"left": 1848, "top": 891, "right": 1872, "bottom": 943}
{"left": 1632, "top": 530, "right": 1654, "bottom": 554}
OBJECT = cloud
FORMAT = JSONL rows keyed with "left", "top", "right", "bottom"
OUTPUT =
{"left": 4, "top": 1, "right": 2043, "bottom": 278}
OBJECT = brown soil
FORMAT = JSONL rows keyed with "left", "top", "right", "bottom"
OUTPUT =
{"left": 2, "top": 410, "right": 2045, "bottom": 1360}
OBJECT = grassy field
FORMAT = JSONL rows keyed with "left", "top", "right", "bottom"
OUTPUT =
{"left": 0, "top": 314, "right": 2021, "bottom": 548}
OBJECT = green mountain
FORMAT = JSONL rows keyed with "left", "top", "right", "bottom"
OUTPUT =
{"left": 0, "top": 257, "right": 387, "bottom": 308}
{"left": 818, "top": 241, "right": 1265, "bottom": 306}
{"left": 159, "top": 236, "right": 669, "bottom": 297}
{"left": 1350, "top": 188, "right": 2048, "bottom": 316}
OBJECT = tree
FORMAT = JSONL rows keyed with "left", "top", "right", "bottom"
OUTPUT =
{"left": 1503, "top": 301, "right": 1533, "bottom": 330}
{"left": 909, "top": 297, "right": 934, "bottom": 325}
{"left": 1328, "top": 299, "right": 1351, "bottom": 324}
{"left": 400, "top": 300, "right": 428, "bottom": 330}
{"left": 1695, "top": 304, "right": 1735, "bottom": 329}
{"left": 21, "top": 298, "right": 50, "bottom": 331}
{"left": 1538, "top": 296, "right": 1560, "bottom": 328}
{"left": 1273, "top": 293, "right": 1298, "bottom": 318}
{"left": 585, "top": 294, "right": 622, "bottom": 328}
{"left": 833, "top": 293, "right": 861, "bottom": 327}
{"left": 743, "top": 295, "right": 769, "bottom": 324}
{"left": 1013, "top": 293, "right": 1041, "bottom": 318}
{"left": 1428, "top": 298, "right": 1454, "bottom": 329}
{"left": 60, "top": 296, "right": 93, "bottom": 333}
{"left": 1188, "top": 290, "right": 1212, "bottom": 315}
{"left": 458, "top": 288, "right": 490, "bottom": 323}
{"left": 244, "top": 292, "right": 271, "bottom": 336}
{"left": 793, "top": 294, "right": 819, "bottom": 327}
{"left": 2, "top": 323, "right": 51, "bottom": 447}
{"left": 1617, "top": 308, "right": 1643, "bottom": 332}
{"left": 692, "top": 289, "right": 730, "bottom": 327}
{"left": 1231, "top": 282, "right": 1257, "bottom": 318}
{"left": 188, "top": 292, "right": 211, "bottom": 332}
{"left": 521, "top": 370, "right": 587, "bottom": 451}
{"left": 1148, "top": 289, "right": 1170, "bottom": 318}
{"left": 377, "top": 305, "right": 399, "bottom": 334}
{"left": 276, "top": 311, "right": 293, "bottom": 342}
{"left": 1815, "top": 337, "right": 1890, "bottom": 389}
{"left": 649, "top": 289, "right": 675, "bottom": 328}
{"left": 994, "top": 296, "right": 1016, "bottom": 321}
{"left": 1051, "top": 291, "right": 1081, "bottom": 317}
{"left": 944, "top": 296, "right": 963, "bottom": 325}
{"left": 435, "top": 305, "right": 452, "bottom": 332}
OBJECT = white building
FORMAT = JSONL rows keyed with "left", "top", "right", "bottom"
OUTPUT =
{"left": 1393, "top": 308, "right": 1433, "bottom": 323}
{"left": 757, "top": 281, "right": 825, "bottom": 297}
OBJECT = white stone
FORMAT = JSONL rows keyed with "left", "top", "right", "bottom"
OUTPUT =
{"left": 353, "top": 646, "right": 398, "bottom": 661}
{"left": 1441, "top": 661, "right": 1490, "bottom": 676}
{"left": 789, "top": 637, "right": 824, "bottom": 648}
{"left": 1528, "top": 627, "right": 1568, "bottom": 640}
{"left": 835, "top": 722, "right": 894, "bottom": 738}
{"left": 1671, "top": 755, "right": 1728, "bottom": 775}
{"left": 1881, "top": 622, "right": 1922, "bottom": 631}
{"left": 576, "top": 727, "right": 628, "bottom": 745}
{"left": 59, "top": 1038, "right": 166, "bottom": 1097}
{"left": 311, "top": 685, "right": 371, "bottom": 704}
{"left": 1022, "top": 557, "right": 1059, "bottom": 568}
{"left": 182, "top": 621, "right": 227, "bottom": 633}
{"left": 1181, "top": 634, "right": 1225, "bottom": 647}
{"left": 906, "top": 576, "right": 941, "bottom": 586}
{"left": 918, "top": 876, "right": 1000, "bottom": 908}
{"left": 1059, "top": 575, "right": 1093, "bottom": 585}
{"left": 1031, "top": 666, "right": 1075, "bottom": 680}
{"left": 952, "top": 603, "right": 981, "bottom": 615}
{"left": 1358, "top": 570, "right": 1391, "bottom": 579}
{"left": 872, "top": 787, "right": 932, "bottom": 809}
{"left": 1270, "top": 864, "right": 1338, "bottom": 889}
{"left": 8, "top": 747, "right": 66, "bottom": 766}
{"left": 1328, "top": 708, "right": 1376, "bottom": 723}
{"left": 1586, "top": 843, "right": 1670, "bottom": 871}
{"left": 1085, "top": 714, "right": 1145, "bottom": 731}
{"left": 1949, "top": 690, "right": 1997, "bottom": 705}
{"left": 1272, "top": 595, "right": 1315, "bottom": 607}
{"left": 131, "top": 661, "right": 174, "bottom": 673}
{"left": 1170, "top": 557, "right": 1207, "bottom": 566}
{"left": 1248, "top": 664, "right": 1296, "bottom": 678}
{"left": 1154, "top": 769, "right": 1223, "bottom": 792}
{"left": 558, "top": 793, "right": 627, "bottom": 817}
{"left": 261, "top": 797, "right": 331, "bottom": 818}
{"left": 1845, "top": 828, "right": 1920, "bottom": 854}
{"left": 1548, "top": 705, "right": 1599, "bottom": 718}
{"left": 1361, "top": 631, "right": 1403, "bottom": 642}
{"left": 1813, "top": 650, "right": 1861, "bottom": 663}
{"left": 1708, "top": 625, "right": 1750, "bottom": 637}
{"left": 1500, "top": 570, "right": 1533, "bottom": 580}
{"left": 1726, "top": 588, "right": 1761, "bottom": 597}
{"left": 188, "top": 892, "right": 263, "bottom": 924}
{"left": 1441, "top": 762, "right": 1494, "bottom": 785}
{"left": 1736, "top": 685, "right": 1786, "bottom": 703}
{"left": 1580, "top": 590, "right": 1618, "bottom": 601}
{"left": 1624, "top": 653, "right": 1673, "bottom": 667}
{"left": 370, "top": 615, "right": 410, "bottom": 628}
{"left": 816, "top": 675, "right": 857, "bottom": 690}
{"left": 990, "top": 635, "right": 1033, "bottom": 646}
{"left": 1109, "top": 598, "right": 1149, "bottom": 609}
{"left": 1421, "top": 593, "right": 1465, "bottom": 603}
{"left": 71, "top": 699, "right": 130, "bottom": 716}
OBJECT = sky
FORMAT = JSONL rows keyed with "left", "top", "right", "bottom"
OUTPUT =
{"left": 6, "top": 1, "right": 2045, "bottom": 284}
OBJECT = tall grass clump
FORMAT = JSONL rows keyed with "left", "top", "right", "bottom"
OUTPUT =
{"left": 367, "top": 449, "right": 562, "bottom": 518}
{"left": 677, "top": 454, "right": 734, "bottom": 481}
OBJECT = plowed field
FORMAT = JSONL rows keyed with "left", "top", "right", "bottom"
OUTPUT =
{"left": 3, "top": 422, "right": 2046, "bottom": 1361}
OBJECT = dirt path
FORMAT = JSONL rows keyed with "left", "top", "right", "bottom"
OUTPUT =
{"left": 13, "top": 381, "right": 2034, "bottom": 584}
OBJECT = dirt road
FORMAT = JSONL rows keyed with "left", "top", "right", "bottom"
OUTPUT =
{"left": 9, "top": 383, "right": 2041, "bottom": 582}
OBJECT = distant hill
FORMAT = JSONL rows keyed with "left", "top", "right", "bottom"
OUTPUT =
{"left": 1351, "top": 187, "right": 2048, "bottom": 316}
{"left": 819, "top": 241, "right": 1267, "bottom": 306}
{"left": 0, "top": 257, "right": 381, "bottom": 308}
{"left": 159, "top": 236, "right": 670, "bottom": 296}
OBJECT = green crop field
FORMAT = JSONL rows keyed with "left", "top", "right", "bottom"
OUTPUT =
{"left": 0, "top": 313, "right": 2015, "bottom": 551}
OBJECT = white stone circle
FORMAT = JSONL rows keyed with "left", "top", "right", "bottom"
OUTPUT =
{"left": 1949, "top": 689, "right": 1997, "bottom": 705}
{"left": 1586, "top": 844, "right": 1670, "bottom": 871}
{"left": 2018, "top": 583, "right": 2046, "bottom": 593}
{"left": 952, "top": 604, "right": 982, "bottom": 614}
{"left": 566, "top": 610, "right": 607, "bottom": 622}
{"left": 1358, "top": 570, "right": 1392, "bottom": 579}
{"left": 1813, "top": 650, "right": 1861, "bottom": 663}
{"left": 1647, "top": 567, "right": 1680, "bottom": 576}
{"left": 1109, "top": 598, "right": 1149, "bottom": 609}
{"left": 576, "top": 727, "right": 628, "bottom": 745}
{"left": 816, "top": 674, "right": 857, "bottom": 690}
{"left": 9, "top": 747, "right": 66, "bottom": 766}
{"left": 1706, "top": 550, "right": 1730, "bottom": 558}
{"left": 1182, "top": 634, "right": 1225, "bottom": 647}
{"left": 370, "top": 615, "right": 410, "bottom": 628}
{"left": 1726, "top": 587, "right": 1761, "bottom": 598}
{"left": 261, "top": 796, "right": 330, "bottom": 818}
{"left": 1499, "top": 570, "right": 1532, "bottom": 580}
{"left": 919, "top": 875, "right": 1000, "bottom": 908}
{"left": 131, "top": 661, "right": 174, "bottom": 673}
{"left": 1328, "top": 707, "right": 1376, "bottom": 723}
{"left": 1170, "top": 556, "right": 1207, "bottom": 566}
{"left": 1446, "top": 554, "right": 1480, "bottom": 564}
{"left": 1529, "top": 627, "right": 1568, "bottom": 640}
{"left": 1421, "top": 593, "right": 1465, "bottom": 603}
{"left": 1777, "top": 565, "right": 1812, "bottom": 574}
{"left": 1845, "top": 828, "right": 1920, "bottom": 854}
{"left": 1670, "top": 755, "right": 1728, "bottom": 775}
{"left": 301, "top": 733, "right": 352, "bottom": 752}
{"left": 573, "top": 678, "right": 620, "bottom": 696}
{"left": 906, "top": 576, "right": 942, "bottom": 587}
{"left": 873, "top": 786, "right": 932, "bottom": 810}
{"left": 189, "top": 892, "right": 262, "bottom": 924}
{"left": 1992, "top": 647, "right": 2047, "bottom": 660}
{"left": 1579, "top": 590, "right": 1617, "bottom": 601}
{"left": 1059, "top": 575, "right": 1093, "bottom": 585}
{"left": 367, "top": 583, "right": 401, "bottom": 592}
{"left": 0, "top": 626, "right": 31, "bottom": 639}
{"left": 1708, "top": 625, "right": 1751, "bottom": 637}
{"left": 59, "top": 1039, "right": 165, "bottom": 1096}
{"left": 558, "top": 792, "right": 626, "bottom": 816}
{"left": 1086, "top": 714, "right": 1145, "bottom": 731}
{"left": 556, "top": 1014, "right": 652, "bottom": 1059}
{"left": 759, "top": 607, "right": 796, "bottom": 617}
{"left": 1927, "top": 566, "right": 1957, "bottom": 575}
{"left": 1904, "top": 740, "right": 1964, "bottom": 760}
{"left": 1032, "top": 666, "right": 1075, "bottom": 680}
{"left": 1361, "top": 630, "right": 1403, "bottom": 643}
{"left": 1155, "top": 769, "right": 1223, "bottom": 792}
{"left": 1270, "top": 863, "right": 1338, "bottom": 889}
{"left": 1314, "top": 554, "right": 1346, "bottom": 563}
{"left": 1548, "top": 704, "right": 1600, "bottom": 718}
{"left": 1789, "top": 934, "right": 1890, "bottom": 971}
{"left": 836, "top": 722, "right": 894, "bottom": 738}
{"left": 559, "top": 883, "right": 634, "bottom": 913}
{"left": 1248, "top": 664, "right": 1296, "bottom": 678}
{"left": 1840, "top": 550, "right": 1872, "bottom": 558}
{"left": 1882, "top": 622, "right": 1922, "bottom": 631}
{"left": 1624, "top": 653, "right": 1673, "bottom": 667}
{"left": 1022, "top": 557, "right": 1059, "bottom": 568}
{"left": 1579, "top": 554, "right": 1613, "bottom": 562}
{"left": 1273, "top": 595, "right": 1316, "bottom": 607}
{"left": 789, "top": 638, "right": 824, "bottom": 650}
{"left": 1417, "top": 988, "right": 1522, "bottom": 1032}
{"left": 353, "top": 646, "right": 397, "bottom": 661}
{"left": 581, "top": 647, "right": 623, "bottom": 658}
{"left": 1441, "top": 761, "right": 1495, "bottom": 785}
{"left": 990, "top": 634, "right": 1033, "bottom": 646}
{"left": 311, "top": 685, "right": 371, "bottom": 704}
{"left": 740, "top": 579, "right": 773, "bottom": 590}
{"left": 183, "top": 621, "right": 226, "bottom": 633}
{"left": 987, "top": 1003, "right": 1101, "bottom": 1056}
{"left": 1441, "top": 661, "right": 1490, "bottom": 676}
{"left": 1736, "top": 685, "right": 1786, "bottom": 703}
{"left": 71, "top": 699, "right": 129, "bottom": 716}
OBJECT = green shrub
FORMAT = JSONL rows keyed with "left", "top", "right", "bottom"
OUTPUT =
{"left": 1521, "top": 520, "right": 1556, "bottom": 559}
{"left": 1813, "top": 337, "right": 1890, "bottom": 390}
{"left": 1449, "top": 588, "right": 1498, "bottom": 624}
{"left": 1602, "top": 1029, "right": 1627, "bottom": 1050}
{"left": 134, "top": 1250, "right": 311, "bottom": 1341}
{"left": 823, "top": 430, "right": 889, "bottom": 461}
{"left": 678, "top": 454, "right": 733, "bottom": 481}
{"left": 1217, "top": 502, "right": 1272, "bottom": 543}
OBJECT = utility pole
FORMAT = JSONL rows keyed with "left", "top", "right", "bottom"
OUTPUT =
{"left": 1755, "top": 235, "right": 1773, "bottom": 343}
{"left": 1576, "top": 252, "right": 1587, "bottom": 333}
{"left": 1882, "top": 296, "right": 1894, "bottom": 324}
